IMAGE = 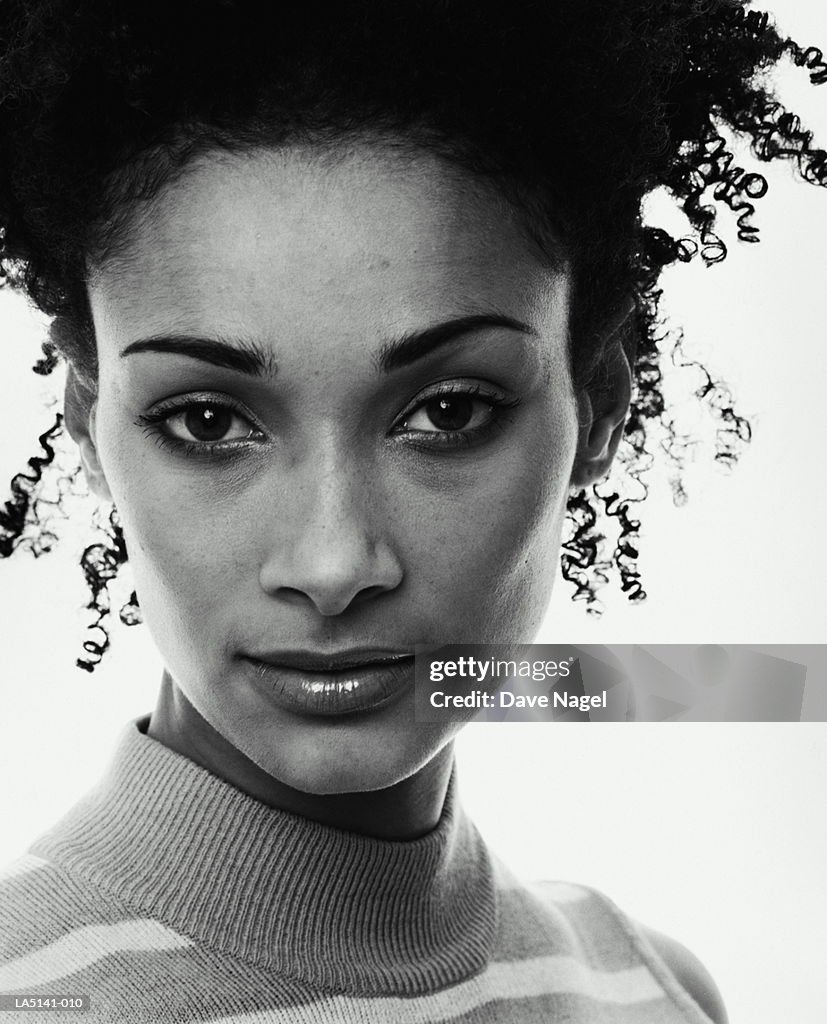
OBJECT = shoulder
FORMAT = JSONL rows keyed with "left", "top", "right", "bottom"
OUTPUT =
{"left": 0, "top": 852, "right": 99, "bottom": 960}
{"left": 0, "top": 853, "right": 52, "bottom": 957}
{"left": 509, "top": 877, "right": 728, "bottom": 1024}
{"left": 641, "top": 924, "right": 728, "bottom": 1024}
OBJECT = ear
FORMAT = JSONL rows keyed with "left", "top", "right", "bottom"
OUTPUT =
{"left": 64, "top": 365, "right": 112, "bottom": 502}
{"left": 570, "top": 311, "right": 633, "bottom": 490}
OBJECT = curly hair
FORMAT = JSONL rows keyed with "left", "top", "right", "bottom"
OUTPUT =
{"left": 0, "top": 0, "right": 824, "bottom": 668}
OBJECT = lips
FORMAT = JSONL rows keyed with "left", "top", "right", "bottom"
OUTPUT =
{"left": 241, "top": 649, "right": 416, "bottom": 717}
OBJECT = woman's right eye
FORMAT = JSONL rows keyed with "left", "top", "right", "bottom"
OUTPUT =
{"left": 137, "top": 398, "right": 263, "bottom": 452}
{"left": 163, "top": 402, "right": 257, "bottom": 444}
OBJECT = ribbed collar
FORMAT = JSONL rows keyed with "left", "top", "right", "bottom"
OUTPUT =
{"left": 33, "top": 715, "right": 497, "bottom": 996}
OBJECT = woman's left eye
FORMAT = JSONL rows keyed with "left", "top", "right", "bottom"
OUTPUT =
{"left": 404, "top": 394, "right": 494, "bottom": 433}
{"left": 395, "top": 384, "right": 515, "bottom": 444}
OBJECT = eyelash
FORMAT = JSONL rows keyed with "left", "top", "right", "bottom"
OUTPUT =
{"left": 134, "top": 382, "right": 520, "bottom": 458}
{"left": 135, "top": 393, "right": 265, "bottom": 459}
{"left": 391, "top": 381, "right": 520, "bottom": 450}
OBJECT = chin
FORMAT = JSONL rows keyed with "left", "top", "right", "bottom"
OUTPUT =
{"left": 274, "top": 760, "right": 410, "bottom": 797}
{"left": 266, "top": 733, "right": 438, "bottom": 796}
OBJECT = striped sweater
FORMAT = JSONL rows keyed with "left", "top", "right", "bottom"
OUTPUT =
{"left": 0, "top": 716, "right": 713, "bottom": 1022}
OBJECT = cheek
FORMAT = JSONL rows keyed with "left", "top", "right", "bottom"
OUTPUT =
{"left": 398, "top": 411, "right": 576, "bottom": 640}
{"left": 93, "top": 424, "right": 252, "bottom": 661}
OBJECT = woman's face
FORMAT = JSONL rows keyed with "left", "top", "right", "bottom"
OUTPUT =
{"left": 84, "top": 144, "right": 579, "bottom": 793}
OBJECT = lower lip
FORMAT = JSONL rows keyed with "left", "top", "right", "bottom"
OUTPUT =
{"left": 242, "top": 656, "right": 416, "bottom": 717}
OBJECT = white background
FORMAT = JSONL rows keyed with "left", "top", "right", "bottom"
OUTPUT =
{"left": 1, "top": 3, "right": 825, "bottom": 1022}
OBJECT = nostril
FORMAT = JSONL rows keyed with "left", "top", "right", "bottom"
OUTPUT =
{"left": 274, "top": 586, "right": 314, "bottom": 607}
{"left": 274, "top": 582, "right": 392, "bottom": 615}
{"left": 350, "top": 584, "right": 390, "bottom": 606}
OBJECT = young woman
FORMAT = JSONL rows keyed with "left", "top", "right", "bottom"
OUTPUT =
{"left": 0, "top": 1, "right": 823, "bottom": 1021}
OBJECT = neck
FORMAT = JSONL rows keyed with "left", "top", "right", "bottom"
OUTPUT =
{"left": 147, "top": 671, "right": 453, "bottom": 840}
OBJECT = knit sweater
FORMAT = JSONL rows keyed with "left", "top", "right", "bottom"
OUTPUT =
{"left": 0, "top": 716, "right": 713, "bottom": 1023}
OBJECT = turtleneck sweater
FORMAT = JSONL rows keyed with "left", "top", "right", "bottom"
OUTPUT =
{"left": 0, "top": 716, "right": 713, "bottom": 1023}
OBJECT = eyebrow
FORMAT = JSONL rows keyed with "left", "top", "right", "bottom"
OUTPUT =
{"left": 120, "top": 336, "right": 278, "bottom": 377}
{"left": 119, "top": 312, "right": 535, "bottom": 377}
{"left": 376, "top": 313, "right": 536, "bottom": 372}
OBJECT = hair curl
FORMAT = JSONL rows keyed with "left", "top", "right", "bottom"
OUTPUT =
{"left": 0, "top": 0, "right": 824, "bottom": 666}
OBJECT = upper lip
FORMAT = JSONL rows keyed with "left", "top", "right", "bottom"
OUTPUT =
{"left": 244, "top": 649, "right": 415, "bottom": 673}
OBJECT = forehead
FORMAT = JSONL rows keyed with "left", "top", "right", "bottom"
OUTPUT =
{"left": 88, "top": 144, "right": 569, "bottom": 353}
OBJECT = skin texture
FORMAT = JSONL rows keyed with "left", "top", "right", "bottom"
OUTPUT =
{"left": 72, "top": 144, "right": 628, "bottom": 836}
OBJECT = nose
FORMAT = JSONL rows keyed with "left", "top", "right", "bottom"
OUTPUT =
{"left": 257, "top": 453, "right": 404, "bottom": 617}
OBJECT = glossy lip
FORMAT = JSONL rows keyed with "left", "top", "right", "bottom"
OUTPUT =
{"left": 241, "top": 649, "right": 416, "bottom": 718}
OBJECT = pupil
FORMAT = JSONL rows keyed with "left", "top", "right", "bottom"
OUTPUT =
{"left": 185, "top": 405, "right": 232, "bottom": 442}
{"left": 426, "top": 395, "right": 473, "bottom": 431}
